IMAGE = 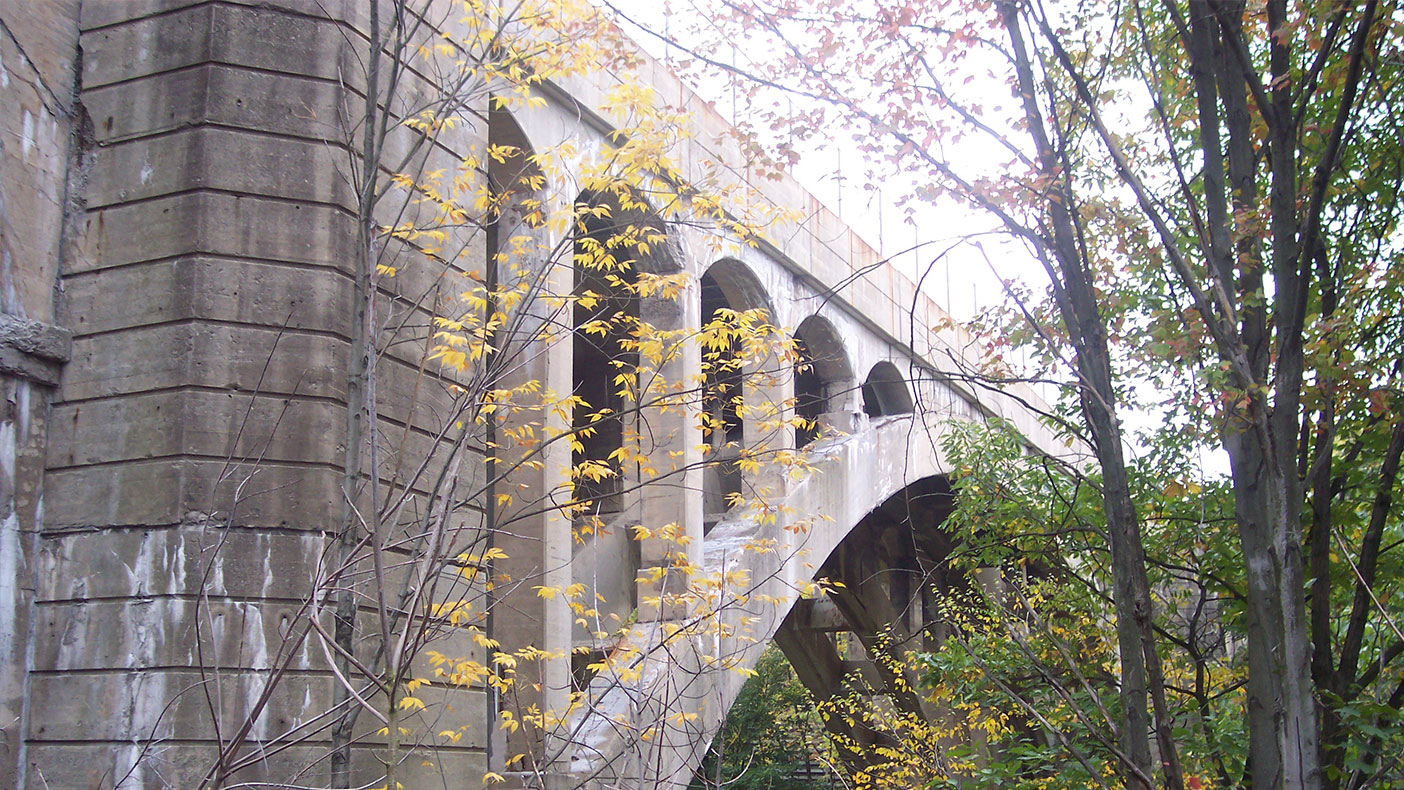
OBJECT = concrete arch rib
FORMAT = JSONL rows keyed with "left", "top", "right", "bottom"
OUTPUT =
{"left": 701, "top": 257, "right": 774, "bottom": 317}
{"left": 556, "top": 414, "right": 951, "bottom": 789}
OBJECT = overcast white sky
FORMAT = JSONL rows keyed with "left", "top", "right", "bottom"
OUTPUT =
{"left": 596, "top": 2, "right": 1239, "bottom": 478}
{"left": 598, "top": 0, "right": 1037, "bottom": 324}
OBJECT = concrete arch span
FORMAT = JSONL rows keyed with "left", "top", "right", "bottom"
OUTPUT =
{"left": 555, "top": 413, "right": 955, "bottom": 788}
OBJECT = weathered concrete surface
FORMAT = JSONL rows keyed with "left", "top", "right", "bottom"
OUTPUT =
{"left": 24, "top": 2, "right": 369, "bottom": 787}
{"left": 37, "top": 527, "right": 328, "bottom": 601}
{"left": 22, "top": 740, "right": 485, "bottom": 790}
{"left": 0, "top": 380, "right": 52, "bottom": 789}
{"left": 15, "top": 1, "right": 504, "bottom": 785}
{"left": 0, "top": 314, "right": 71, "bottom": 386}
{"left": 0, "top": 1, "right": 80, "bottom": 786}
{"left": 0, "top": 0, "right": 1068, "bottom": 787}
{"left": 0, "top": 1, "right": 78, "bottom": 327}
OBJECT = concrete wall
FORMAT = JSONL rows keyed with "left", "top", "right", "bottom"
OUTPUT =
{"left": 0, "top": 1, "right": 80, "bottom": 786}
{"left": 15, "top": 2, "right": 500, "bottom": 785}
{"left": 23, "top": 2, "right": 358, "bottom": 786}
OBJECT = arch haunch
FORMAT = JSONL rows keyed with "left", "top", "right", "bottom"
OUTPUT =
{"left": 558, "top": 414, "right": 954, "bottom": 788}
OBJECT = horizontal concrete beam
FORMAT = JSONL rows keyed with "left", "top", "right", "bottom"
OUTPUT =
{"left": 788, "top": 597, "right": 848, "bottom": 632}
{"left": 0, "top": 313, "right": 72, "bottom": 386}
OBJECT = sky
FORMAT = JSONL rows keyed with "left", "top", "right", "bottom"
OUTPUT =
{"left": 595, "top": 0, "right": 1232, "bottom": 478}
{"left": 598, "top": 0, "right": 1038, "bottom": 325}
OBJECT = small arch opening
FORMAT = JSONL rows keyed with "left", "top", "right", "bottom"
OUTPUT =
{"left": 572, "top": 189, "right": 665, "bottom": 513}
{"left": 793, "top": 315, "right": 853, "bottom": 448}
{"left": 701, "top": 270, "right": 744, "bottom": 526}
{"left": 483, "top": 108, "right": 548, "bottom": 352}
{"left": 861, "top": 361, "right": 914, "bottom": 418}
{"left": 794, "top": 340, "right": 824, "bottom": 448}
{"left": 698, "top": 259, "right": 771, "bottom": 529}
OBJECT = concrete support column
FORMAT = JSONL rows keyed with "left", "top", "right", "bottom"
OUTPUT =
{"left": 27, "top": 3, "right": 365, "bottom": 786}
{"left": 489, "top": 196, "right": 577, "bottom": 772}
{"left": 0, "top": 5, "right": 81, "bottom": 787}
{"left": 539, "top": 238, "right": 576, "bottom": 769}
{"left": 635, "top": 289, "right": 703, "bottom": 623}
{"left": 0, "top": 323, "right": 69, "bottom": 790}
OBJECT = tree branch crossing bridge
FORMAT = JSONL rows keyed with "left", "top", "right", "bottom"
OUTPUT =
{"left": 0, "top": 2, "right": 1064, "bottom": 787}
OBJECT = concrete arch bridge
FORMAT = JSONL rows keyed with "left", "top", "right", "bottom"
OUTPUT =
{"left": 0, "top": 2, "right": 1065, "bottom": 788}
{"left": 489, "top": 33, "right": 1070, "bottom": 790}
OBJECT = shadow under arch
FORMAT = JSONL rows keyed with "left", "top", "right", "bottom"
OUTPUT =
{"left": 701, "top": 256, "right": 775, "bottom": 317}
{"left": 571, "top": 184, "right": 681, "bottom": 514}
{"left": 567, "top": 181, "right": 697, "bottom": 669}
{"left": 482, "top": 106, "right": 552, "bottom": 364}
{"left": 862, "top": 359, "right": 915, "bottom": 417}
{"left": 778, "top": 474, "right": 957, "bottom": 689}
{"left": 487, "top": 106, "right": 545, "bottom": 222}
{"left": 793, "top": 313, "right": 855, "bottom": 447}
{"left": 700, "top": 257, "right": 775, "bottom": 529}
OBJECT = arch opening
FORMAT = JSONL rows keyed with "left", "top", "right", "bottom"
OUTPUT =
{"left": 700, "top": 269, "right": 744, "bottom": 527}
{"left": 568, "top": 188, "right": 683, "bottom": 655}
{"left": 571, "top": 189, "right": 666, "bottom": 514}
{"left": 793, "top": 315, "right": 853, "bottom": 448}
{"left": 861, "top": 360, "right": 914, "bottom": 418}
{"left": 699, "top": 258, "right": 773, "bottom": 530}
{"left": 562, "top": 413, "right": 966, "bottom": 785}
{"left": 482, "top": 107, "right": 552, "bottom": 362}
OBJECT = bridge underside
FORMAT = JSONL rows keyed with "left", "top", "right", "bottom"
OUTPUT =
{"left": 776, "top": 475, "right": 958, "bottom": 758}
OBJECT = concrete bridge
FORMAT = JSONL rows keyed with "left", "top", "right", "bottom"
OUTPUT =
{"left": 0, "top": 1, "right": 1062, "bottom": 788}
{"left": 557, "top": 415, "right": 970, "bottom": 787}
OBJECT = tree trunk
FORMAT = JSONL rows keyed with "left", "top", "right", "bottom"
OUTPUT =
{"left": 331, "top": 1, "right": 383, "bottom": 784}
{"left": 999, "top": 6, "right": 1182, "bottom": 787}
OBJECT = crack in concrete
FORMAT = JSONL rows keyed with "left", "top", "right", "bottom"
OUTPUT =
{"left": 0, "top": 15, "right": 69, "bottom": 119}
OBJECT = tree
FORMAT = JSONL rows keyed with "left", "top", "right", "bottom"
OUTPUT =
{"left": 691, "top": 645, "right": 834, "bottom": 790}
{"left": 616, "top": 1, "right": 1404, "bottom": 788}
{"left": 119, "top": 1, "right": 814, "bottom": 788}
